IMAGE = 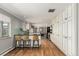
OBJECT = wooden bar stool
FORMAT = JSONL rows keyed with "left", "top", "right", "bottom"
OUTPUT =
{"left": 33, "top": 34, "right": 39, "bottom": 47}
{"left": 21, "top": 35, "right": 31, "bottom": 47}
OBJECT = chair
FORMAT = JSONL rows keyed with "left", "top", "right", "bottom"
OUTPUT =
{"left": 21, "top": 35, "right": 31, "bottom": 47}
{"left": 33, "top": 34, "right": 39, "bottom": 47}
{"left": 15, "top": 35, "right": 22, "bottom": 47}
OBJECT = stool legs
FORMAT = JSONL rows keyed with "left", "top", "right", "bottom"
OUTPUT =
{"left": 16, "top": 40, "right": 24, "bottom": 48}
{"left": 33, "top": 40, "right": 39, "bottom": 47}
{"left": 15, "top": 40, "right": 39, "bottom": 48}
{"left": 23, "top": 40, "right": 31, "bottom": 47}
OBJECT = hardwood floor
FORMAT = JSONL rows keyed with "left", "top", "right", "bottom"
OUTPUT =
{"left": 5, "top": 39, "right": 65, "bottom": 56}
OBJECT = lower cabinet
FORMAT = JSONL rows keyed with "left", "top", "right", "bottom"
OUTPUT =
{"left": 68, "top": 39, "right": 72, "bottom": 55}
{"left": 62, "top": 22, "right": 68, "bottom": 55}
{"left": 62, "top": 19, "right": 72, "bottom": 55}
{"left": 67, "top": 19, "right": 72, "bottom": 55}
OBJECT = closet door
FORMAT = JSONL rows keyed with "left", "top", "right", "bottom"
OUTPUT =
{"left": 59, "top": 23, "right": 63, "bottom": 49}
{"left": 67, "top": 5, "right": 72, "bottom": 55}
{"left": 68, "top": 20, "right": 72, "bottom": 55}
{"left": 56, "top": 22, "right": 59, "bottom": 46}
{"left": 63, "top": 22, "right": 68, "bottom": 55}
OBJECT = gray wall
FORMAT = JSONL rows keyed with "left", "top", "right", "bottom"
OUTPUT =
{"left": 0, "top": 8, "right": 23, "bottom": 55}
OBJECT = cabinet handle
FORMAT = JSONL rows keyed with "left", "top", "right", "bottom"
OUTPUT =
{"left": 64, "top": 36, "right": 68, "bottom": 38}
{"left": 65, "top": 18, "right": 67, "bottom": 20}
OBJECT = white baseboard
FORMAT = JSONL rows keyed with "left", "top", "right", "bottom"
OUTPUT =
{"left": 0, "top": 47, "right": 15, "bottom": 56}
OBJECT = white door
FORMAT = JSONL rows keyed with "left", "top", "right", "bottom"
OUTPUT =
{"left": 68, "top": 20, "right": 72, "bottom": 55}
{"left": 63, "top": 20, "right": 72, "bottom": 55}
{"left": 59, "top": 23, "right": 63, "bottom": 49}
{"left": 63, "top": 22, "right": 68, "bottom": 55}
{"left": 67, "top": 5, "right": 72, "bottom": 55}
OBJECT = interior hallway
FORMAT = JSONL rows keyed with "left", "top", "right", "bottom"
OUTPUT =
{"left": 0, "top": 3, "right": 79, "bottom": 56}
{"left": 5, "top": 39, "right": 65, "bottom": 56}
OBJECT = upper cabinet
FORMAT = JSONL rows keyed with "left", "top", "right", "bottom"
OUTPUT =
{"left": 58, "top": 14, "right": 63, "bottom": 24}
{"left": 63, "top": 4, "right": 73, "bottom": 23}
{"left": 63, "top": 8, "right": 68, "bottom": 22}
{"left": 68, "top": 5, "right": 72, "bottom": 18}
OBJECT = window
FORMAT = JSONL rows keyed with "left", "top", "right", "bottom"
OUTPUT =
{"left": 0, "top": 21, "right": 9, "bottom": 37}
{"left": 2, "top": 22, "right": 9, "bottom": 37}
{"left": 0, "top": 13, "right": 11, "bottom": 37}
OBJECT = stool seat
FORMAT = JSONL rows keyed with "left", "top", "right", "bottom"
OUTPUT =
{"left": 15, "top": 35, "right": 22, "bottom": 47}
{"left": 21, "top": 35, "right": 31, "bottom": 47}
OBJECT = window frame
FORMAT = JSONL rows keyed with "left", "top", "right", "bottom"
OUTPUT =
{"left": 0, "top": 21, "right": 10, "bottom": 37}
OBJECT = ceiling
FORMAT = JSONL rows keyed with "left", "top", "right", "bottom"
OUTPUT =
{"left": 0, "top": 3, "right": 71, "bottom": 25}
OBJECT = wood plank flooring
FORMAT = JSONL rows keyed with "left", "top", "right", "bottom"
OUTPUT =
{"left": 5, "top": 39, "right": 65, "bottom": 56}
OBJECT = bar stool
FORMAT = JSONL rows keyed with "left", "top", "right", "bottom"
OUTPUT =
{"left": 21, "top": 35, "right": 31, "bottom": 47}
{"left": 15, "top": 35, "right": 22, "bottom": 47}
{"left": 33, "top": 34, "right": 39, "bottom": 47}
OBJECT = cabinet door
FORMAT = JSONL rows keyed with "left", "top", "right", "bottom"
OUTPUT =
{"left": 63, "top": 8, "right": 68, "bottom": 22}
{"left": 63, "top": 22, "right": 68, "bottom": 55}
{"left": 59, "top": 23, "right": 63, "bottom": 49}
{"left": 68, "top": 20, "right": 72, "bottom": 55}
{"left": 68, "top": 5, "right": 72, "bottom": 18}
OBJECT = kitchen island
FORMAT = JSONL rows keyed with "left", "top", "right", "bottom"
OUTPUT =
{"left": 14, "top": 33, "right": 41, "bottom": 48}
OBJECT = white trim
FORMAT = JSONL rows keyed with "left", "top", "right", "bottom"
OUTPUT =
{"left": 0, "top": 47, "right": 15, "bottom": 56}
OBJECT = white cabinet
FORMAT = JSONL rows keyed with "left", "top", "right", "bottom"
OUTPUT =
{"left": 63, "top": 8, "right": 68, "bottom": 22}
{"left": 68, "top": 5, "right": 72, "bottom": 18}
{"left": 62, "top": 4, "right": 73, "bottom": 55}
{"left": 58, "top": 14, "right": 63, "bottom": 49}
{"left": 68, "top": 19, "right": 72, "bottom": 56}
{"left": 50, "top": 4, "right": 76, "bottom": 56}
{"left": 63, "top": 22, "right": 68, "bottom": 55}
{"left": 58, "top": 23, "right": 63, "bottom": 50}
{"left": 62, "top": 14, "right": 72, "bottom": 56}
{"left": 62, "top": 11, "right": 73, "bottom": 56}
